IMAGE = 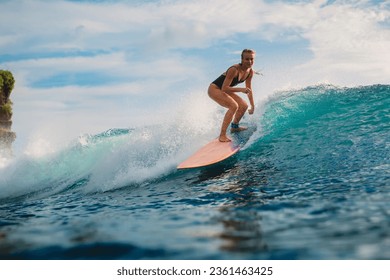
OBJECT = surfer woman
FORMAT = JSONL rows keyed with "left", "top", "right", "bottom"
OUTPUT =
{"left": 208, "top": 49, "right": 255, "bottom": 142}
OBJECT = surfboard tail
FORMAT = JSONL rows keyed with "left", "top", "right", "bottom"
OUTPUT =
{"left": 177, "top": 139, "right": 239, "bottom": 169}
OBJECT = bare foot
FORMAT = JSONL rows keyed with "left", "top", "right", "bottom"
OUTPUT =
{"left": 219, "top": 135, "right": 232, "bottom": 142}
{"left": 230, "top": 126, "right": 248, "bottom": 133}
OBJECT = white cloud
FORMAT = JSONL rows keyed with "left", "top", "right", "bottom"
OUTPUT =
{"left": 143, "top": 0, "right": 265, "bottom": 48}
{"left": 0, "top": 0, "right": 151, "bottom": 51}
{"left": 7, "top": 51, "right": 205, "bottom": 88}
{"left": 0, "top": 0, "right": 264, "bottom": 54}
{"left": 250, "top": 0, "right": 390, "bottom": 87}
{"left": 295, "top": 1, "right": 390, "bottom": 85}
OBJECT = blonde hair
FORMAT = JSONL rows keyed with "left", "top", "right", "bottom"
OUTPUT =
{"left": 241, "top": 49, "right": 256, "bottom": 59}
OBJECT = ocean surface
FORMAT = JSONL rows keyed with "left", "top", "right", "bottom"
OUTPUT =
{"left": 0, "top": 84, "right": 389, "bottom": 260}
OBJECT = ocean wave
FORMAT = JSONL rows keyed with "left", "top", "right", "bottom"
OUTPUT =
{"left": 0, "top": 84, "right": 388, "bottom": 202}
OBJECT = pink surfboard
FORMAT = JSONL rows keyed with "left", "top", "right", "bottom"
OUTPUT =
{"left": 177, "top": 138, "right": 240, "bottom": 169}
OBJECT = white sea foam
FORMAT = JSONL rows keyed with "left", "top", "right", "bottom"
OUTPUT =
{"left": 0, "top": 89, "right": 225, "bottom": 197}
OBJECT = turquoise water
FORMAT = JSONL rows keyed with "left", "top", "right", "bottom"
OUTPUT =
{"left": 0, "top": 85, "right": 389, "bottom": 259}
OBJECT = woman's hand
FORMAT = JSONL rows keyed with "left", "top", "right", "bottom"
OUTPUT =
{"left": 242, "top": 87, "right": 251, "bottom": 94}
{"left": 248, "top": 107, "right": 254, "bottom": 115}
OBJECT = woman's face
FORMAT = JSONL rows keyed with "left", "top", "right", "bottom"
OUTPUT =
{"left": 242, "top": 52, "right": 255, "bottom": 68}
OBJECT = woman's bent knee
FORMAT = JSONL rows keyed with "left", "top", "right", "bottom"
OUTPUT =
{"left": 229, "top": 101, "right": 239, "bottom": 112}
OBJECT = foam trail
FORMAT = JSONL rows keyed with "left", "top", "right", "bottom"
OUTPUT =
{"left": 0, "top": 89, "right": 223, "bottom": 198}
{"left": 84, "top": 91, "right": 222, "bottom": 192}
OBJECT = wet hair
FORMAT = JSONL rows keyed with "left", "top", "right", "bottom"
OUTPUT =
{"left": 241, "top": 49, "right": 256, "bottom": 59}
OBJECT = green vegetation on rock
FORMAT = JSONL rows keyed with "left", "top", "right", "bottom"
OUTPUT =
{"left": 0, "top": 70, "right": 15, "bottom": 121}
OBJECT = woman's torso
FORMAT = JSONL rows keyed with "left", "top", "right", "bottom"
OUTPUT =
{"left": 212, "top": 64, "right": 251, "bottom": 89}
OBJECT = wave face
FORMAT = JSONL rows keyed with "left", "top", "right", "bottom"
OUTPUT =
{"left": 0, "top": 85, "right": 389, "bottom": 260}
{"left": 251, "top": 84, "right": 389, "bottom": 190}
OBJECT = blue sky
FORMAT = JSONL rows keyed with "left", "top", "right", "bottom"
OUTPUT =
{"left": 0, "top": 0, "right": 389, "bottom": 152}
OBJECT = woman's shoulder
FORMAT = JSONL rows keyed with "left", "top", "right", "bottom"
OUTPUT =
{"left": 226, "top": 64, "right": 240, "bottom": 74}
